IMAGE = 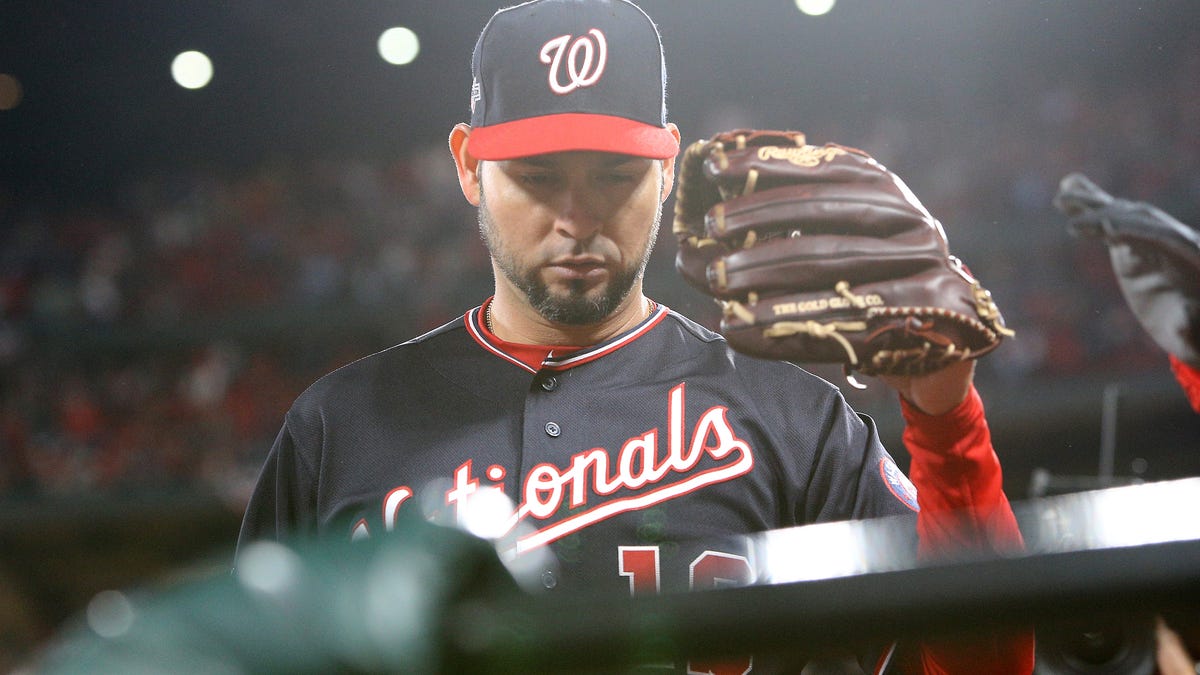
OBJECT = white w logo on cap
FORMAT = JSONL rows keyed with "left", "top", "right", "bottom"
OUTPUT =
{"left": 540, "top": 29, "right": 608, "bottom": 95}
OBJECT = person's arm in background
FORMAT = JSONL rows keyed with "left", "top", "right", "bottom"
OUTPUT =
{"left": 1054, "top": 172, "right": 1200, "bottom": 412}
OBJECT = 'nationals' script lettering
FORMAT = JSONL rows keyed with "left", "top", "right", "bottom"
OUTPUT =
{"left": 355, "top": 383, "right": 754, "bottom": 551}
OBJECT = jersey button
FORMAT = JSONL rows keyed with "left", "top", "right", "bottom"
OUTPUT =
{"left": 541, "top": 569, "right": 557, "bottom": 589}
{"left": 539, "top": 375, "right": 559, "bottom": 392}
{"left": 544, "top": 421, "right": 561, "bottom": 437}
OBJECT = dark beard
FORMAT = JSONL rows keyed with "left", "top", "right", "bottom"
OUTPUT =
{"left": 477, "top": 190, "right": 655, "bottom": 326}
{"left": 518, "top": 265, "right": 640, "bottom": 325}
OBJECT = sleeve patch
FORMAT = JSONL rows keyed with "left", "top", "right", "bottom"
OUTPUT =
{"left": 879, "top": 458, "right": 920, "bottom": 512}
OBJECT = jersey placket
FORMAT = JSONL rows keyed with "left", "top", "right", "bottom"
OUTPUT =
{"left": 512, "top": 365, "right": 590, "bottom": 592}
{"left": 518, "top": 366, "right": 579, "bottom": 536}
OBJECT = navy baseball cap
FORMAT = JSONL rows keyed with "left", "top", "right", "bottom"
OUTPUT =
{"left": 466, "top": 0, "right": 679, "bottom": 161}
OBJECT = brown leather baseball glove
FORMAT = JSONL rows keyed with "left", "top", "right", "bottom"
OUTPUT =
{"left": 674, "top": 129, "right": 1013, "bottom": 378}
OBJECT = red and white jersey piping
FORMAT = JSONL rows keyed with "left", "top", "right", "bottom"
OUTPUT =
{"left": 464, "top": 298, "right": 669, "bottom": 373}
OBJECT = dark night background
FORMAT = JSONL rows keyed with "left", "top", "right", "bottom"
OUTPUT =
{"left": 1, "top": 0, "right": 1199, "bottom": 668}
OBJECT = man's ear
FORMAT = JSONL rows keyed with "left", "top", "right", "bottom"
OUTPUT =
{"left": 659, "top": 123, "right": 683, "bottom": 203}
{"left": 449, "top": 123, "right": 482, "bottom": 206}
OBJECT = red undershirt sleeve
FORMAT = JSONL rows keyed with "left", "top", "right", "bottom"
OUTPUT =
{"left": 896, "top": 385, "right": 1035, "bottom": 675}
{"left": 901, "top": 386, "right": 1022, "bottom": 557}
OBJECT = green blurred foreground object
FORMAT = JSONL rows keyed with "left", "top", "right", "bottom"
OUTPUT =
{"left": 32, "top": 513, "right": 519, "bottom": 674}
{"left": 1054, "top": 172, "right": 1200, "bottom": 367}
{"left": 26, "top": 479, "right": 1200, "bottom": 673}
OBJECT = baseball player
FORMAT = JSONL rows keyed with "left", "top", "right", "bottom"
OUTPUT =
{"left": 238, "top": 1, "right": 1033, "bottom": 672}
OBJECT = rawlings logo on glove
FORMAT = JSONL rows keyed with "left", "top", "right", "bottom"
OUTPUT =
{"left": 673, "top": 129, "right": 1013, "bottom": 379}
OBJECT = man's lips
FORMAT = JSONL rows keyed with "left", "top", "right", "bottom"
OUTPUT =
{"left": 546, "top": 256, "right": 608, "bottom": 280}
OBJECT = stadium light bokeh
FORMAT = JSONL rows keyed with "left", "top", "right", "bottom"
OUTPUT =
{"left": 171, "top": 50, "right": 214, "bottom": 90}
{"left": 795, "top": 0, "right": 836, "bottom": 17}
{"left": 378, "top": 26, "right": 421, "bottom": 66}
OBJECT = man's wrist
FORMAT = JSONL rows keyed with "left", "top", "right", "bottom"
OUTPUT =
{"left": 899, "top": 384, "right": 984, "bottom": 440}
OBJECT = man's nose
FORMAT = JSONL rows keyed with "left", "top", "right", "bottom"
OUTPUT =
{"left": 552, "top": 182, "right": 604, "bottom": 240}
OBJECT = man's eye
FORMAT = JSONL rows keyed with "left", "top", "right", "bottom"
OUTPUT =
{"left": 599, "top": 173, "right": 636, "bottom": 185}
{"left": 519, "top": 173, "right": 555, "bottom": 186}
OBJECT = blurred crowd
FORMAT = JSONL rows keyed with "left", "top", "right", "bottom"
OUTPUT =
{"left": 2, "top": 45, "right": 1198, "bottom": 506}
{"left": 0, "top": 148, "right": 490, "bottom": 506}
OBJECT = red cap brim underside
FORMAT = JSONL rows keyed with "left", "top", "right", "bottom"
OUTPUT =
{"left": 467, "top": 113, "right": 679, "bottom": 160}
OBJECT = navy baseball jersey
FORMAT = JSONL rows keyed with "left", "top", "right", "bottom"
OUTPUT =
{"left": 238, "top": 299, "right": 919, "bottom": 601}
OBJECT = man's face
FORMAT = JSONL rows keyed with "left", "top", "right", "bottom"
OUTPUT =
{"left": 476, "top": 151, "right": 666, "bottom": 325}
